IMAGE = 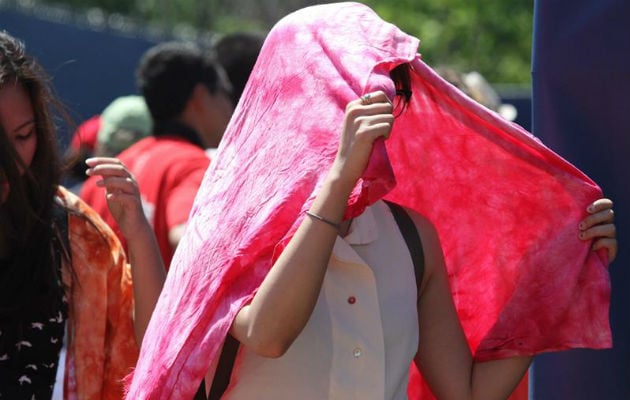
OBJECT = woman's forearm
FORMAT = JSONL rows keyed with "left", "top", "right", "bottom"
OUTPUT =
{"left": 127, "top": 221, "right": 166, "bottom": 345}
{"left": 231, "top": 174, "right": 352, "bottom": 357}
{"left": 470, "top": 356, "right": 532, "bottom": 400}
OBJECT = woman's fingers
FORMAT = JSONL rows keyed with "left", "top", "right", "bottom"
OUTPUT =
{"left": 579, "top": 208, "right": 614, "bottom": 231}
{"left": 331, "top": 91, "right": 396, "bottom": 186}
{"left": 580, "top": 223, "right": 616, "bottom": 241}
{"left": 85, "top": 156, "right": 126, "bottom": 171}
{"left": 86, "top": 158, "right": 131, "bottom": 178}
{"left": 579, "top": 197, "right": 615, "bottom": 237}
{"left": 348, "top": 92, "right": 392, "bottom": 118}
{"left": 346, "top": 91, "right": 395, "bottom": 140}
{"left": 587, "top": 198, "right": 613, "bottom": 213}
{"left": 85, "top": 157, "right": 140, "bottom": 200}
{"left": 352, "top": 90, "right": 392, "bottom": 109}
{"left": 592, "top": 238, "right": 618, "bottom": 263}
{"left": 579, "top": 198, "right": 617, "bottom": 263}
{"left": 353, "top": 114, "right": 395, "bottom": 139}
{"left": 84, "top": 157, "right": 146, "bottom": 238}
{"left": 95, "top": 175, "right": 138, "bottom": 194}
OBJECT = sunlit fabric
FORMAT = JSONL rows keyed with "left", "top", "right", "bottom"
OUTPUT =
{"left": 57, "top": 187, "right": 138, "bottom": 399}
{"left": 126, "top": 3, "right": 611, "bottom": 399}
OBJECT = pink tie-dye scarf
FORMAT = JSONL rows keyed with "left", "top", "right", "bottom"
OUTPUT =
{"left": 126, "top": 3, "right": 611, "bottom": 399}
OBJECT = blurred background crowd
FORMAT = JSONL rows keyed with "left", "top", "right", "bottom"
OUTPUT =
{"left": 0, "top": 0, "right": 627, "bottom": 399}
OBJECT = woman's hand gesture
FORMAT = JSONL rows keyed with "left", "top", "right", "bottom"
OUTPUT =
{"left": 579, "top": 198, "right": 617, "bottom": 262}
{"left": 85, "top": 157, "right": 148, "bottom": 239}
{"left": 329, "top": 91, "right": 394, "bottom": 190}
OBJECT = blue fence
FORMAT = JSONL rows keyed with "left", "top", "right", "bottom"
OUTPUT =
{"left": 0, "top": 6, "right": 161, "bottom": 144}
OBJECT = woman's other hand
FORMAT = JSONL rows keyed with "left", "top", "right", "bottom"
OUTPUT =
{"left": 579, "top": 198, "right": 617, "bottom": 262}
{"left": 85, "top": 157, "right": 148, "bottom": 239}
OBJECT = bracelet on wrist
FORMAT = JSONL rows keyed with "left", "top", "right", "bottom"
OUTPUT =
{"left": 305, "top": 210, "right": 341, "bottom": 230}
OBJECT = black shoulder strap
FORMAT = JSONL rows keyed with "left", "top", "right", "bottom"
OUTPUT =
{"left": 207, "top": 334, "right": 240, "bottom": 400}
{"left": 384, "top": 200, "right": 425, "bottom": 293}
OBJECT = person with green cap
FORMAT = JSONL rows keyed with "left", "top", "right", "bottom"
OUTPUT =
{"left": 94, "top": 95, "right": 152, "bottom": 157}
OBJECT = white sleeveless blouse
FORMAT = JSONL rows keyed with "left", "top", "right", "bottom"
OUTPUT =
{"left": 224, "top": 201, "right": 419, "bottom": 400}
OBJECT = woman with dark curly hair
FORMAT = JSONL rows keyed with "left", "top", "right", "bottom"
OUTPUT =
{"left": 0, "top": 30, "right": 164, "bottom": 399}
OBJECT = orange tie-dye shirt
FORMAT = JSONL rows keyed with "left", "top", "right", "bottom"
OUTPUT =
{"left": 57, "top": 186, "right": 138, "bottom": 399}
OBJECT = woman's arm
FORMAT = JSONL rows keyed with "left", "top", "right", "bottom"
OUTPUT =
{"left": 85, "top": 157, "right": 166, "bottom": 345}
{"left": 412, "top": 213, "right": 531, "bottom": 400}
{"left": 412, "top": 198, "right": 617, "bottom": 399}
{"left": 230, "top": 91, "right": 395, "bottom": 357}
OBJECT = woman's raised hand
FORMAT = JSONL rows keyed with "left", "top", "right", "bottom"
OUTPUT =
{"left": 329, "top": 91, "right": 394, "bottom": 190}
{"left": 85, "top": 157, "right": 147, "bottom": 239}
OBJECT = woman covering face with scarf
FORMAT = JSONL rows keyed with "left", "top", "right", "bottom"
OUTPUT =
{"left": 127, "top": 3, "right": 616, "bottom": 399}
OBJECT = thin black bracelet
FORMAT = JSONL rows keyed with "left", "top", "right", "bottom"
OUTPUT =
{"left": 305, "top": 210, "right": 341, "bottom": 230}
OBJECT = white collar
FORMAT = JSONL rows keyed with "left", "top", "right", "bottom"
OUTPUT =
{"left": 331, "top": 202, "right": 381, "bottom": 266}
{"left": 343, "top": 202, "right": 379, "bottom": 246}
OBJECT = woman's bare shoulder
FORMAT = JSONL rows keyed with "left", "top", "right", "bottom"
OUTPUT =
{"left": 404, "top": 207, "right": 441, "bottom": 247}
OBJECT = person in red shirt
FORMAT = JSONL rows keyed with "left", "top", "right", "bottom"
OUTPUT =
{"left": 81, "top": 41, "right": 233, "bottom": 268}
